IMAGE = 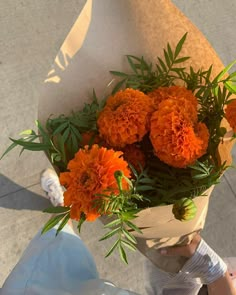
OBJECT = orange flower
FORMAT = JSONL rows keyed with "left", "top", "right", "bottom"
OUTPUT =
{"left": 59, "top": 144, "right": 131, "bottom": 221}
{"left": 150, "top": 99, "right": 209, "bottom": 168}
{"left": 225, "top": 100, "right": 236, "bottom": 132}
{"left": 97, "top": 88, "right": 154, "bottom": 147}
{"left": 122, "top": 144, "right": 146, "bottom": 173}
{"left": 148, "top": 86, "right": 198, "bottom": 114}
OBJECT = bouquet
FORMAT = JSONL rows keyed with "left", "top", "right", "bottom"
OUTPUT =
{"left": 2, "top": 33, "right": 236, "bottom": 264}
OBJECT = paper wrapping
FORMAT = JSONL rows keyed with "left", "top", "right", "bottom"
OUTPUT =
{"left": 38, "top": 0, "right": 234, "bottom": 272}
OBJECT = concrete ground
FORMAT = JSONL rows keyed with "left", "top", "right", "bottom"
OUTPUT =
{"left": 0, "top": 1, "right": 236, "bottom": 293}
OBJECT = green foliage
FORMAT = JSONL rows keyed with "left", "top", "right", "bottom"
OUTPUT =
{"left": 127, "top": 148, "right": 228, "bottom": 208}
{"left": 110, "top": 33, "right": 189, "bottom": 93}
{"left": 94, "top": 171, "right": 143, "bottom": 264}
{"left": 41, "top": 212, "right": 70, "bottom": 235}
{"left": 1, "top": 90, "right": 105, "bottom": 170}
{"left": 77, "top": 212, "right": 86, "bottom": 233}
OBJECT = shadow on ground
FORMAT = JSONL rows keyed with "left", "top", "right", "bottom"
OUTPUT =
{"left": 0, "top": 174, "right": 50, "bottom": 211}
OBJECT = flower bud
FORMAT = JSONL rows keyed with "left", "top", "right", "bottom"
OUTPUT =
{"left": 172, "top": 198, "right": 197, "bottom": 221}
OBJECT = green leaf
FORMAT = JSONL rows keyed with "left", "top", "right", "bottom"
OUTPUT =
{"left": 128, "top": 163, "right": 138, "bottom": 179}
{"left": 125, "top": 221, "right": 142, "bottom": 234}
{"left": 19, "top": 129, "right": 36, "bottom": 136}
{"left": 56, "top": 133, "right": 67, "bottom": 164}
{"left": 214, "top": 60, "right": 236, "bottom": 83}
{"left": 43, "top": 206, "right": 70, "bottom": 214}
{"left": 119, "top": 244, "right": 128, "bottom": 264}
{"left": 77, "top": 212, "right": 86, "bottom": 233}
{"left": 122, "top": 228, "right": 137, "bottom": 244}
{"left": 225, "top": 81, "right": 236, "bottom": 94}
{"left": 56, "top": 213, "right": 70, "bottom": 236}
{"left": 136, "top": 185, "right": 155, "bottom": 191}
{"left": 61, "top": 127, "right": 70, "bottom": 143}
{"left": 164, "top": 49, "right": 171, "bottom": 68}
{"left": 111, "top": 79, "right": 126, "bottom": 95}
{"left": 70, "top": 125, "right": 82, "bottom": 141}
{"left": 174, "top": 56, "right": 190, "bottom": 64}
{"left": 0, "top": 141, "right": 19, "bottom": 160}
{"left": 157, "top": 57, "right": 167, "bottom": 72}
{"left": 41, "top": 213, "right": 67, "bottom": 234}
{"left": 50, "top": 152, "right": 61, "bottom": 163}
{"left": 192, "top": 174, "right": 209, "bottom": 180}
{"left": 205, "top": 65, "right": 213, "bottom": 81}
{"left": 9, "top": 138, "right": 51, "bottom": 151}
{"left": 167, "top": 43, "right": 173, "bottom": 61}
{"left": 52, "top": 122, "right": 68, "bottom": 136}
{"left": 35, "top": 120, "right": 50, "bottom": 143}
{"left": 92, "top": 88, "right": 99, "bottom": 103}
{"left": 110, "top": 71, "right": 128, "bottom": 78}
{"left": 121, "top": 239, "right": 137, "bottom": 251}
{"left": 105, "top": 239, "right": 120, "bottom": 258}
{"left": 71, "top": 133, "right": 79, "bottom": 154}
{"left": 171, "top": 67, "right": 186, "bottom": 72}
{"left": 127, "top": 55, "right": 138, "bottom": 74}
{"left": 104, "top": 219, "right": 122, "bottom": 228}
{"left": 99, "top": 227, "right": 120, "bottom": 241}
{"left": 174, "top": 33, "right": 187, "bottom": 58}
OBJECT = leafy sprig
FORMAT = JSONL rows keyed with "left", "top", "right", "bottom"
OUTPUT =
{"left": 95, "top": 171, "right": 143, "bottom": 264}
{"left": 1, "top": 90, "right": 104, "bottom": 169}
{"left": 41, "top": 206, "right": 70, "bottom": 236}
{"left": 110, "top": 33, "right": 189, "bottom": 94}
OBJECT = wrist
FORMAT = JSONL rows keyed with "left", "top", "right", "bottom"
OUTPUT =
{"left": 181, "top": 239, "right": 227, "bottom": 284}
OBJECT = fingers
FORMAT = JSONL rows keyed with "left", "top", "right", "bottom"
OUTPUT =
{"left": 159, "top": 234, "right": 202, "bottom": 258}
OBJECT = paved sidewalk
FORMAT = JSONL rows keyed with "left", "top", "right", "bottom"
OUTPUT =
{"left": 0, "top": 1, "right": 236, "bottom": 293}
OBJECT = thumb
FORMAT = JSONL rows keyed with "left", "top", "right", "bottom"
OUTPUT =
{"left": 159, "top": 234, "right": 201, "bottom": 258}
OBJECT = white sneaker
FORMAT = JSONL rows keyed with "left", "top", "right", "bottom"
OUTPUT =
{"left": 40, "top": 168, "right": 64, "bottom": 207}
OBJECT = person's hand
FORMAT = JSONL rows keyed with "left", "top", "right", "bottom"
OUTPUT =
{"left": 159, "top": 233, "right": 228, "bottom": 288}
{"left": 159, "top": 233, "right": 201, "bottom": 258}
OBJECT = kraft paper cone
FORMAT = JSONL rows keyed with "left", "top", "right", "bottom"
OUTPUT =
{"left": 38, "top": 0, "right": 234, "bottom": 272}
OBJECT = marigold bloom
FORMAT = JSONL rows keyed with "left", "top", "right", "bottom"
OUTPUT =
{"left": 97, "top": 88, "right": 154, "bottom": 147}
{"left": 148, "top": 86, "right": 198, "bottom": 113}
{"left": 150, "top": 100, "right": 209, "bottom": 168}
{"left": 122, "top": 144, "right": 146, "bottom": 172}
{"left": 156, "top": 96, "right": 198, "bottom": 123}
{"left": 59, "top": 144, "right": 131, "bottom": 221}
{"left": 225, "top": 100, "right": 236, "bottom": 132}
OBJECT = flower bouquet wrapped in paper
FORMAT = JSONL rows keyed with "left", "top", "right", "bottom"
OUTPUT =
{"left": 2, "top": 0, "right": 236, "bottom": 271}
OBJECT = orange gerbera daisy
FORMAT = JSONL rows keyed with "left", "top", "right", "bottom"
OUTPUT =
{"left": 225, "top": 100, "right": 236, "bottom": 132}
{"left": 97, "top": 88, "right": 154, "bottom": 148}
{"left": 59, "top": 144, "right": 131, "bottom": 221}
{"left": 150, "top": 100, "right": 209, "bottom": 168}
{"left": 122, "top": 144, "right": 146, "bottom": 173}
{"left": 148, "top": 86, "right": 198, "bottom": 113}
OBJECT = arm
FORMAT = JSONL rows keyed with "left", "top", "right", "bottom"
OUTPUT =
{"left": 160, "top": 234, "right": 236, "bottom": 295}
{"left": 207, "top": 272, "right": 236, "bottom": 295}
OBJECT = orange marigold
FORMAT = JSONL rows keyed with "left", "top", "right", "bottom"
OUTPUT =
{"left": 150, "top": 100, "right": 209, "bottom": 168}
{"left": 225, "top": 100, "right": 236, "bottom": 132}
{"left": 59, "top": 144, "right": 131, "bottom": 221}
{"left": 97, "top": 88, "right": 154, "bottom": 147}
{"left": 148, "top": 85, "right": 198, "bottom": 114}
{"left": 122, "top": 144, "right": 146, "bottom": 172}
